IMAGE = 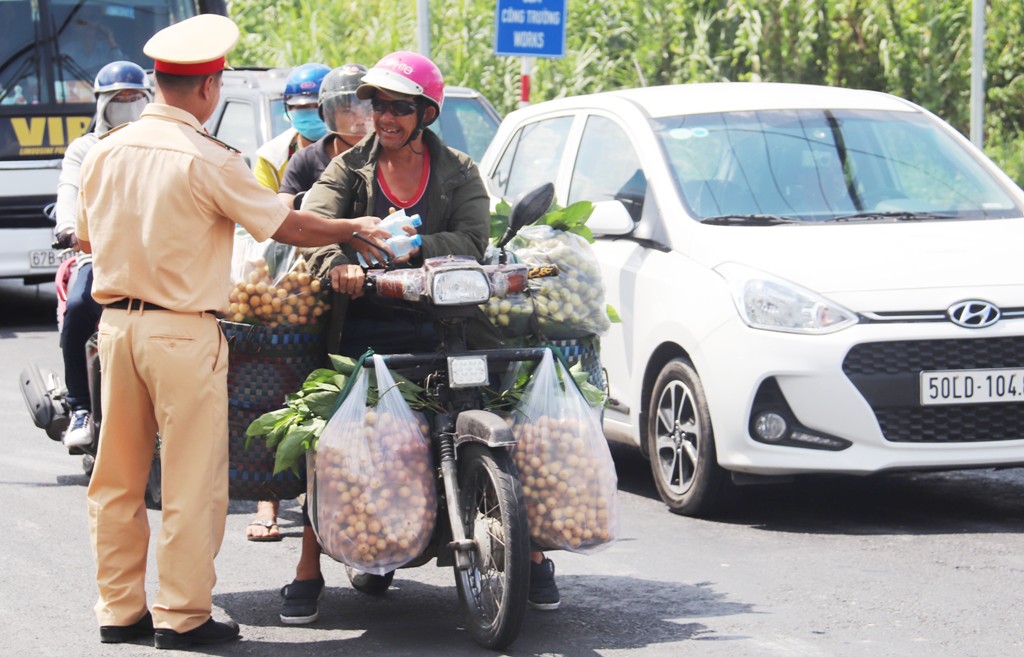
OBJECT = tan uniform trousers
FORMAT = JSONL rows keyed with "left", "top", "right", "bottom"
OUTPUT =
{"left": 87, "top": 306, "right": 229, "bottom": 633}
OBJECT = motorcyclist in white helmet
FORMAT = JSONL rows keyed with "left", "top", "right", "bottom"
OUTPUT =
{"left": 54, "top": 60, "right": 152, "bottom": 449}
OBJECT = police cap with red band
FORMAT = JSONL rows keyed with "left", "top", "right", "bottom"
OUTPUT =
{"left": 144, "top": 14, "right": 240, "bottom": 76}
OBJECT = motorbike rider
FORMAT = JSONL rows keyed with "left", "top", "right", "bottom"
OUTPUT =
{"left": 277, "top": 63, "right": 372, "bottom": 208}
{"left": 53, "top": 60, "right": 152, "bottom": 449}
{"left": 276, "top": 51, "right": 559, "bottom": 626}
{"left": 253, "top": 62, "right": 331, "bottom": 192}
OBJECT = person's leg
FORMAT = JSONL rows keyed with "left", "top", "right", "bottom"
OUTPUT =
{"left": 87, "top": 311, "right": 157, "bottom": 630}
{"left": 143, "top": 312, "right": 231, "bottom": 634}
{"left": 279, "top": 500, "right": 324, "bottom": 625}
{"left": 61, "top": 263, "right": 103, "bottom": 447}
{"left": 246, "top": 499, "right": 281, "bottom": 541}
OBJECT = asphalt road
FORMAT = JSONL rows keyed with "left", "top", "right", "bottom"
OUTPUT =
{"left": 2, "top": 280, "right": 1023, "bottom": 657}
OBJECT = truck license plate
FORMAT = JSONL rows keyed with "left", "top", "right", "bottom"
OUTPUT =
{"left": 920, "top": 368, "right": 1024, "bottom": 405}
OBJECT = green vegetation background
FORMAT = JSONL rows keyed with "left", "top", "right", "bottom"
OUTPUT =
{"left": 228, "top": 0, "right": 1024, "bottom": 185}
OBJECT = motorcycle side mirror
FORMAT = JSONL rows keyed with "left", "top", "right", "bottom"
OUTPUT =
{"left": 496, "top": 182, "right": 555, "bottom": 251}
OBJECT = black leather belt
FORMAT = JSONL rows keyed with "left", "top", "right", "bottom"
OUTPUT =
{"left": 106, "top": 299, "right": 172, "bottom": 312}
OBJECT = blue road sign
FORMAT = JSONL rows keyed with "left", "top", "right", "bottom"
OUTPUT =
{"left": 494, "top": 0, "right": 567, "bottom": 58}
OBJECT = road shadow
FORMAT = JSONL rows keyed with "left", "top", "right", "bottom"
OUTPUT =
{"left": 603, "top": 430, "right": 1024, "bottom": 537}
{"left": 215, "top": 573, "right": 750, "bottom": 657}
{"left": 712, "top": 468, "right": 1024, "bottom": 536}
{"left": 607, "top": 440, "right": 660, "bottom": 501}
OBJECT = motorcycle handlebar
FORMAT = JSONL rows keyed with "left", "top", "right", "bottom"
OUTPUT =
{"left": 319, "top": 261, "right": 559, "bottom": 295}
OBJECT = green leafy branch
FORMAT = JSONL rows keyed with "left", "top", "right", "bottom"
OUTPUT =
{"left": 490, "top": 199, "right": 595, "bottom": 244}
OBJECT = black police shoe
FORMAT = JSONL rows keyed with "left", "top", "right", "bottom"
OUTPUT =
{"left": 153, "top": 617, "right": 240, "bottom": 650}
{"left": 99, "top": 610, "right": 154, "bottom": 643}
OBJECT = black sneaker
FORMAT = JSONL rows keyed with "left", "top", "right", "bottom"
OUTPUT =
{"left": 280, "top": 576, "right": 325, "bottom": 625}
{"left": 153, "top": 617, "right": 240, "bottom": 650}
{"left": 100, "top": 610, "right": 154, "bottom": 644}
{"left": 529, "top": 557, "right": 561, "bottom": 610}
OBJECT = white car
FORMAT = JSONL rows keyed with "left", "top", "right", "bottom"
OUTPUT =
{"left": 479, "top": 82, "right": 1024, "bottom": 516}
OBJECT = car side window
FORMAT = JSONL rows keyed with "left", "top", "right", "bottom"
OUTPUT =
{"left": 490, "top": 116, "right": 573, "bottom": 199}
{"left": 569, "top": 115, "right": 647, "bottom": 221}
{"left": 212, "top": 100, "right": 258, "bottom": 167}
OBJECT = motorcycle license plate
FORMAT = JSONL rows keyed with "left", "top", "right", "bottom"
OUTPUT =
{"left": 448, "top": 355, "right": 488, "bottom": 388}
{"left": 920, "top": 368, "right": 1024, "bottom": 405}
{"left": 29, "top": 249, "right": 70, "bottom": 268}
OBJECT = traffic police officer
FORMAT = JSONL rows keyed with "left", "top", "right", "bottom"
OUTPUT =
{"left": 75, "top": 14, "right": 391, "bottom": 650}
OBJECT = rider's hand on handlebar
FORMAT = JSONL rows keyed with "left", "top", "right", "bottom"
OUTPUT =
{"left": 329, "top": 264, "right": 367, "bottom": 299}
{"left": 53, "top": 228, "right": 79, "bottom": 251}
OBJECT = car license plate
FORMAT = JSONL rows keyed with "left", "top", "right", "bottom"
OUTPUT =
{"left": 29, "top": 249, "right": 70, "bottom": 268}
{"left": 920, "top": 368, "right": 1024, "bottom": 405}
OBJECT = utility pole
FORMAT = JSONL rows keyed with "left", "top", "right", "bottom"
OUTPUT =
{"left": 970, "top": 0, "right": 985, "bottom": 148}
{"left": 417, "top": 0, "right": 430, "bottom": 58}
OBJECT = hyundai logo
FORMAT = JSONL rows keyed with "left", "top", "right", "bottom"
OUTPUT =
{"left": 947, "top": 300, "right": 1001, "bottom": 328}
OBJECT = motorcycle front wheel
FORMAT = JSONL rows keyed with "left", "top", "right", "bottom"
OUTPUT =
{"left": 453, "top": 443, "right": 530, "bottom": 650}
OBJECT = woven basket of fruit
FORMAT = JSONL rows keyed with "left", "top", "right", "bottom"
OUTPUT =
{"left": 221, "top": 320, "right": 327, "bottom": 500}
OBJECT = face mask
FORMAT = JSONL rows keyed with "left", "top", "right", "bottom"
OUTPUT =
{"left": 104, "top": 98, "right": 148, "bottom": 127}
{"left": 290, "top": 108, "right": 328, "bottom": 141}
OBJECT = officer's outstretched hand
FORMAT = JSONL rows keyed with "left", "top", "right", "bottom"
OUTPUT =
{"left": 346, "top": 216, "right": 393, "bottom": 267}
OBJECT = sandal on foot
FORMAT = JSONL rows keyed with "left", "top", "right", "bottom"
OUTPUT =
{"left": 246, "top": 519, "right": 282, "bottom": 542}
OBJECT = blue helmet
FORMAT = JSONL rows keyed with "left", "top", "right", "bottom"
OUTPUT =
{"left": 284, "top": 63, "right": 331, "bottom": 107}
{"left": 93, "top": 61, "right": 151, "bottom": 96}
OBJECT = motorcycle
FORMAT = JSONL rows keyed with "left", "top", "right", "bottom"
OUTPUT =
{"left": 18, "top": 208, "right": 162, "bottom": 507}
{"left": 318, "top": 183, "right": 558, "bottom": 649}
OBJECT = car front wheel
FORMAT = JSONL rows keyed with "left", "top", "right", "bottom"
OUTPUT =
{"left": 646, "top": 358, "right": 732, "bottom": 517}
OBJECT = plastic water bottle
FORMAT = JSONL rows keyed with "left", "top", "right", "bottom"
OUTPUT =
{"left": 358, "top": 233, "right": 423, "bottom": 267}
{"left": 379, "top": 211, "right": 422, "bottom": 236}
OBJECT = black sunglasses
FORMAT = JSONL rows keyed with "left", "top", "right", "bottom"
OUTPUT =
{"left": 371, "top": 98, "right": 418, "bottom": 117}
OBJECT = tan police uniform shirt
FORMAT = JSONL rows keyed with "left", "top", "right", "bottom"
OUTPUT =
{"left": 76, "top": 103, "right": 289, "bottom": 313}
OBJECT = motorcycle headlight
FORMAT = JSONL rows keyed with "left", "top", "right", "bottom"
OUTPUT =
{"left": 430, "top": 268, "right": 492, "bottom": 306}
{"left": 716, "top": 262, "right": 858, "bottom": 334}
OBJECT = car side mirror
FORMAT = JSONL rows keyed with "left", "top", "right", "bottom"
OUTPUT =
{"left": 587, "top": 200, "right": 634, "bottom": 236}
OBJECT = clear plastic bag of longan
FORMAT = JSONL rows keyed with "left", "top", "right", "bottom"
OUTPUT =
{"left": 226, "top": 231, "right": 329, "bottom": 327}
{"left": 511, "top": 348, "right": 619, "bottom": 553}
{"left": 504, "top": 225, "right": 611, "bottom": 338}
{"left": 311, "top": 354, "right": 437, "bottom": 575}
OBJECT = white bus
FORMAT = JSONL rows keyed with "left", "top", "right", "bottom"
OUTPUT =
{"left": 0, "top": 0, "right": 226, "bottom": 284}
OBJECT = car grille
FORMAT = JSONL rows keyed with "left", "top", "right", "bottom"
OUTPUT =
{"left": 0, "top": 194, "right": 55, "bottom": 229}
{"left": 842, "top": 337, "right": 1024, "bottom": 443}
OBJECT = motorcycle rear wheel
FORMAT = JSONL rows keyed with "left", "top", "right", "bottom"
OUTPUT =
{"left": 453, "top": 443, "right": 530, "bottom": 650}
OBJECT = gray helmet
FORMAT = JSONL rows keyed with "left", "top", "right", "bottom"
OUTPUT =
{"left": 318, "top": 63, "right": 370, "bottom": 133}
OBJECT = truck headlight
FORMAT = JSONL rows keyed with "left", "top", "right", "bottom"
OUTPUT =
{"left": 716, "top": 262, "right": 858, "bottom": 334}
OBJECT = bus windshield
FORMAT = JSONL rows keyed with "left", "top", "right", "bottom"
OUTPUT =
{"left": 1, "top": 0, "right": 197, "bottom": 106}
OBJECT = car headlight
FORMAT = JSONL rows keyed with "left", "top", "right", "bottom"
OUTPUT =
{"left": 430, "top": 268, "right": 492, "bottom": 306}
{"left": 716, "top": 262, "right": 858, "bottom": 334}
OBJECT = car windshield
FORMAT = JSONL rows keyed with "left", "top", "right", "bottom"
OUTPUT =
{"left": 653, "top": 109, "right": 1022, "bottom": 223}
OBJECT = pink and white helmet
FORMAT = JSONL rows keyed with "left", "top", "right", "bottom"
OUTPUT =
{"left": 356, "top": 51, "right": 444, "bottom": 125}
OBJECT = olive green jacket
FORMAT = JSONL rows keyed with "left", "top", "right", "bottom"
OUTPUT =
{"left": 300, "top": 130, "right": 492, "bottom": 350}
